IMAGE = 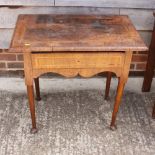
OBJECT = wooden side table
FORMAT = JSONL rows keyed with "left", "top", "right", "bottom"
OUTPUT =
{"left": 10, "top": 15, "right": 147, "bottom": 133}
{"left": 142, "top": 12, "right": 155, "bottom": 118}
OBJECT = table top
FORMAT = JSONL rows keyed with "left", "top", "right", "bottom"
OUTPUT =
{"left": 10, "top": 14, "right": 148, "bottom": 52}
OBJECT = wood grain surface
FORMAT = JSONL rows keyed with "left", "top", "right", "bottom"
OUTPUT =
{"left": 31, "top": 52, "right": 124, "bottom": 69}
{"left": 10, "top": 14, "right": 147, "bottom": 52}
{"left": 1, "top": 7, "right": 154, "bottom": 49}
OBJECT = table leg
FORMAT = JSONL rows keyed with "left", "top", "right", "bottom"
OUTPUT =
{"left": 142, "top": 51, "right": 155, "bottom": 92}
{"left": 110, "top": 78, "right": 125, "bottom": 130}
{"left": 142, "top": 22, "right": 155, "bottom": 92}
{"left": 105, "top": 72, "right": 112, "bottom": 100}
{"left": 27, "top": 85, "right": 38, "bottom": 134}
{"left": 153, "top": 103, "right": 155, "bottom": 119}
{"left": 34, "top": 78, "right": 41, "bottom": 101}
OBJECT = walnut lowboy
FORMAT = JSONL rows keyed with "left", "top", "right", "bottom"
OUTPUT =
{"left": 10, "top": 14, "right": 148, "bottom": 133}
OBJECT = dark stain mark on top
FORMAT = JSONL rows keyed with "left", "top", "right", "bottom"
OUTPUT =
{"left": 36, "top": 15, "right": 115, "bottom": 25}
{"left": 92, "top": 20, "right": 103, "bottom": 28}
{"left": 36, "top": 15, "right": 54, "bottom": 24}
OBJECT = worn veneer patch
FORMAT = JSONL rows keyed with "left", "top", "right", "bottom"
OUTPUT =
{"left": 24, "top": 23, "right": 126, "bottom": 42}
{"left": 24, "top": 27, "right": 79, "bottom": 40}
{"left": 36, "top": 15, "right": 54, "bottom": 24}
{"left": 33, "top": 15, "right": 140, "bottom": 39}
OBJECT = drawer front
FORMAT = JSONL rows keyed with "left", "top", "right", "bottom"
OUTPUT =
{"left": 31, "top": 52, "right": 125, "bottom": 69}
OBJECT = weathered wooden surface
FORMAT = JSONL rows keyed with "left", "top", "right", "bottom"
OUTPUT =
{"left": 0, "top": 7, "right": 119, "bottom": 28}
{"left": 55, "top": 0, "right": 155, "bottom": 9}
{"left": 0, "top": 0, "right": 54, "bottom": 6}
{"left": 10, "top": 14, "right": 147, "bottom": 52}
{"left": 0, "top": 29, "right": 151, "bottom": 49}
{"left": 0, "top": 6, "right": 154, "bottom": 49}
{"left": 0, "top": 6, "right": 119, "bottom": 48}
{"left": 0, "top": 1, "right": 154, "bottom": 49}
{"left": 0, "top": 7, "right": 154, "bottom": 30}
